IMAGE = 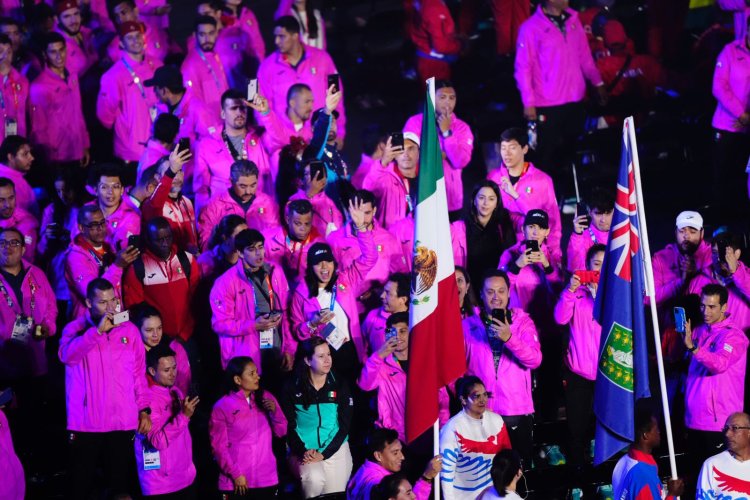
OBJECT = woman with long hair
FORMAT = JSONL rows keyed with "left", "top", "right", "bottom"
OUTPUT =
{"left": 280, "top": 337, "right": 353, "bottom": 498}
{"left": 455, "top": 265, "right": 479, "bottom": 319}
{"left": 197, "top": 214, "right": 248, "bottom": 277}
{"left": 372, "top": 473, "right": 418, "bottom": 500}
{"left": 209, "top": 356, "right": 287, "bottom": 499}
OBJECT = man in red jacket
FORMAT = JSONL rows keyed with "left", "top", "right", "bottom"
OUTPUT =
{"left": 407, "top": 0, "right": 464, "bottom": 82}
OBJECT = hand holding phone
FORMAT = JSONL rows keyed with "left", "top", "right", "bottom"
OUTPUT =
{"left": 327, "top": 74, "right": 340, "bottom": 93}
{"left": 113, "top": 310, "right": 129, "bottom": 326}
{"left": 525, "top": 239, "right": 540, "bottom": 253}
{"left": 390, "top": 132, "right": 404, "bottom": 150}
{"left": 177, "top": 137, "right": 191, "bottom": 155}
{"left": 385, "top": 326, "right": 398, "bottom": 343}
{"left": 673, "top": 307, "right": 686, "bottom": 334}
{"left": 576, "top": 202, "right": 591, "bottom": 229}
{"left": 247, "top": 79, "right": 258, "bottom": 101}
{"left": 574, "top": 270, "right": 600, "bottom": 285}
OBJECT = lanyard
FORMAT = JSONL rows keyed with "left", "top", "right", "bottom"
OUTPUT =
{"left": 328, "top": 284, "right": 337, "bottom": 311}
{"left": 285, "top": 233, "right": 310, "bottom": 274}
{"left": 587, "top": 227, "right": 597, "bottom": 244}
{"left": 221, "top": 128, "right": 246, "bottom": 161}
{"left": 121, "top": 57, "right": 146, "bottom": 99}
{"left": 249, "top": 270, "right": 276, "bottom": 310}
{"left": 196, "top": 48, "right": 222, "bottom": 91}
{"left": 0, "top": 273, "right": 35, "bottom": 316}
{"left": 0, "top": 74, "right": 18, "bottom": 111}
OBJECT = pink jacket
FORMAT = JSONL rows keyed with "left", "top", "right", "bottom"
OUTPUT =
{"left": 29, "top": 67, "right": 89, "bottom": 162}
{"left": 289, "top": 189, "right": 342, "bottom": 237}
{"left": 651, "top": 241, "right": 713, "bottom": 306}
{"left": 711, "top": 40, "right": 750, "bottom": 133}
{"left": 684, "top": 316, "right": 749, "bottom": 431}
{"left": 358, "top": 351, "right": 450, "bottom": 442}
{"left": 56, "top": 26, "right": 98, "bottom": 77}
{"left": 134, "top": 385, "right": 196, "bottom": 496}
{"left": 136, "top": 0, "right": 170, "bottom": 31}
{"left": 215, "top": 22, "right": 264, "bottom": 90}
{"left": 0, "top": 163, "right": 37, "bottom": 216}
{"left": 197, "top": 189, "right": 280, "bottom": 251}
{"left": 257, "top": 108, "right": 312, "bottom": 183}
{"left": 347, "top": 459, "right": 431, "bottom": 500}
{"left": 181, "top": 48, "right": 228, "bottom": 113}
{"left": 463, "top": 309, "right": 542, "bottom": 415}
{"left": 361, "top": 306, "right": 389, "bottom": 355}
{"left": 137, "top": 139, "right": 169, "bottom": 177}
{"left": 514, "top": 6, "right": 603, "bottom": 108}
{"left": 59, "top": 315, "right": 150, "bottom": 432}
{"left": 64, "top": 235, "right": 124, "bottom": 319}
{"left": 210, "top": 260, "right": 294, "bottom": 369}
{"left": 499, "top": 241, "right": 562, "bottom": 310}
{"left": 389, "top": 215, "right": 415, "bottom": 270}
{"left": 362, "top": 161, "right": 410, "bottom": 230}
{"left": 351, "top": 154, "right": 375, "bottom": 190}
{"left": 262, "top": 225, "right": 324, "bottom": 284}
{"left": 403, "top": 113, "right": 474, "bottom": 212}
{"left": 487, "top": 163, "right": 562, "bottom": 257}
{"left": 718, "top": 0, "right": 750, "bottom": 40}
{"left": 257, "top": 46, "right": 346, "bottom": 139}
{"left": 566, "top": 226, "right": 608, "bottom": 273}
{"left": 0, "top": 207, "right": 38, "bottom": 263}
{"left": 106, "top": 23, "right": 169, "bottom": 64}
{"left": 687, "top": 263, "right": 750, "bottom": 334}
{"left": 553, "top": 287, "right": 601, "bottom": 380}
{"left": 0, "top": 264, "right": 57, "bottom": 376}
{"left": 193, "top": 130, "right": 272, "bottom": 215}
{"left": 0, "top": 66, "right": 28, "bottom": 142}
{"left": 225, "top": 7, "right": 265, "bottom": 59}
{"left": 289, "top": 230, "right": 377, "bottom": 363}
{"left": 210, "top": 390, "right": 287, "bottom": 490}
{"left": 91, "top": 200, "right": 141, "bottom": 252}
{"left": 0, "top": 409, "right": 24, "bottom": 500}
{"left": 96, "top": 54, "right": 161, "bottom": 161}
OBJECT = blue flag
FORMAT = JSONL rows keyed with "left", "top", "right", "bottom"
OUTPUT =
{"left": 592, "top": 120, "right": 651, "bottom": 465}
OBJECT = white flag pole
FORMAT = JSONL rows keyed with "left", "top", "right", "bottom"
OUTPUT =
{"left": 626, "top": 116, "right": 679, "bottom": 481}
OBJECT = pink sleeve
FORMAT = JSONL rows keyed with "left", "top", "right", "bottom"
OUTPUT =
{"left": 438, "top": 387, "right": 450, "bottom": 426}
{"left": 340, "top": 231, "right": 378, "bottom": 296}
{"left": 244, "top": 11, "right": 265, "bottom": 59}
{"left": 413, "top": 478, "right": 433, "bottom": 500}
{"left": 131, "top": 328, "right": 150, "bottom": 411}
{"left": 513, "top": 24, "right": 537, "bottom": 107}
{"left": 505, "top": 315, "right": 542, "bottom": 369}
{"left": 257, "top": 109, "right": 289, "bottom": 154}
{"left": 450, "top": 221, "right": 466, "bottom": 268}
{"left": 59, "top": 324, "right": 100, "bottom": 364}
{"left": 290, "top": 292, "right": 315, "bottom": 341}
{"left": 18, "top": 216, "right": 38, "bottom": 263}
{"left": 693, "top": 330, "right": 748, "bottom": 374}
{"left": 209, "top": 403, "right": 242, "bottom": 480}
{"left": 443, "top": 122, "right": 473, "bottom": 171}
{"left": 566, "top": 232, "right": 589, "bottom": 273}
{"left": 717, "top": 0, "right": 747, "bottom": 12}
{"left": 731, "top": 263, "right": 750, "bottom": 297}
{"left": 193, "top": 144, "right": 211, "bottom": 214}
{"left": 265, "top": 392, "right": 287, "bottom": 437}
{"left": 197, "top": 200, "right": 219, "bottom": 251}
{"left": 39, "top": 272, "right": 58, "bottom": 335}
{"left": 96, "top": 71, "right": 119, "bottom": 129}
{"left": 148, "top": 407, "right": 189, "bottom": 451}
{"left": 210, "top": 281, "right": 256, "bottom": 338}
{"left": 172, "top": 341, "right": 192, "bottom": 397}
{"left": 358, "top": 352, "right": 385, "bottom": 391}
{"left": 712, "top": 46, "right": 745, "bottom": 119}
{"left": 29, "top": 82, "right": 49, "bottom": 149}
{"left": 652, "top": 252, "right": 682, "bottom": 305}
{"left": 553, "top": 288, "right": 576, "bottom": 326}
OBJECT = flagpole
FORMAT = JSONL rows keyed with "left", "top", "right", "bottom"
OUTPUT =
{"left": 626, "top": 116, "right": 678, "bottom": 481}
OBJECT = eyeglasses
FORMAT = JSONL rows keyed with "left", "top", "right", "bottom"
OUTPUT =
{"left": 0, "top": 239, "right": 22, "bottom": 248}
{"left": 722, "top": 425, "right": 750, "bottom": 433}
{"left": 468, "top": 391, "right": 493, "bottom": 401}
{"left": 83, "top": 220, "right": 107, "bottom": 230}
{"left": 98, "top": 183, "right": 122, "bottom": 192}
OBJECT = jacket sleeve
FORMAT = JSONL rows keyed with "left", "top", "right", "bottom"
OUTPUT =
{"left": 439, "top": 423, "right": 459, "bottom": 500}
{"left": 28, "top": 83, "right": 49, "bottom": 149}
{"left": 279, "top": 381, "right": 307, "bottom": 457}
{"left": 450, "top": 221, "right": 467, "bottom": 268}
{"left": 38, "top": 272, "right": 58, "bottom": 335}
{"left": 307, "top": 110, "right": 331, "bottom": 160}
{"left": 553, "top": 288, "right": 576, "bottom": 326}
{"left": 290, "top": 291, "right": 316, "bottom": 341}
{"left": 209, "top": 403, "right": 243, "bottom": 480}
{"left": 422, "top": 3, "right": 461, "bottom": 55}
{"left": 712, "top": 46, "right": 746, "bottom": 120}
{"left": 244, "top": 11, "right": 265, "bottom": 59}
{"left": 566, "top": 232, "right": 589, "bottom": 272}
{"left": 122, "top": 264, "right": 145, "bottom": 309}
{"left": 357, "top": 352, "right": 385, "bottom": 391}
{"left": 443, "top": 122, "right": 473, "bottom": 171}
{"left": 256, "top": 108, "right": 289, "bottom": 154}
{"left": 96, "top": 71, "right": 119, "bottom": 129}
{"left": 413, "top": 477, "right": 433, "bottom": 500}
{"left": 141, "top": 170, "right": 174, "bottom": 222}
{"left": 340, "top": 230, "right": 378, "bottom": 297}
{"left": 210, "top": 280, "right": 256, "bottom": 338}
{"left": 514, "top": 24, "right": 537, "bottom": 108}
{"left": 147, "top": 405, "right": 189, "bottom": 451}
{"left": 651, "top": 251, "right": 682, "bottom": 305}
{"left": 264, "top": 392, "right": 288, "bottom": 438}
{"left": 131, "top": 329, "right": 150, "bottom": 411}
{"left": 730, "top": 263, "right": 750, "bottom": 297}
{"left": 193, "top": 143, "right": 212, "bottom": 215}
{"left": 59, "top": 324, "right": 100, "bottom": 364}
{"left": 692, "top": 329, "right": 748, "bottom": 374}
{"left": 321, "top": 378, "right": 353, "bottom": 459}
{"left": 505, "top": 314, "right": 543, "bottom": 369}
{"left": 717, "top": 0, "right": 747, "bottom": 10}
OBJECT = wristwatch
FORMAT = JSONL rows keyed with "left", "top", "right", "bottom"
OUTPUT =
{"left": 140, "top": 407, "right": 152, "bottom": 415}
{"left": 441, "top": 129, "right": 452, "bottom": 138}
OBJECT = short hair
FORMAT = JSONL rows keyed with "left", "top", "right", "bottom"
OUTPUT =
{"left": 287, "top": 198, "right": 312, "bottom": 217}
{"left": 456, "top": 374, "right": 484, "bottom": 400}
{"left": 0, "top": 176, "right": 15, "bottom": 190}
{"left": 389, "top": 272, "right": 411, "bottom": 299}
{"left": 146, "top": 342, "right": 175, "bottom": 371}
{"left": 230, "top": 160, "right": 259, "bottom": 183}
{"left": 220, "top": 88, "right": 246, "bottom": 108}
{"left": 234, "top": 228, "right": 264, "bottom": 252}
{"left": 499, "top": 127, "right": 528, "bottom": 148}
{"left": 0, "top": 227, "right": 23, "bottom": 242}
{"left": 0, "top": 17, "right": 20, "bottom": 30}
{"left": 287, "top": 83, "right": 311, "bottom": 103}
{"left": 352, "top": 189, "right": 376, "bottom": 208}
{"left": 586, "top": 243, "right": 607, "bottom": 269}
{"left": 372, "top": 473, "right": 409, "bottom": 500}
{"left": 634, "top": 401, "right": 657, "bottom": 439}
{"left": 386, "top": 311, "right": 409, "bottom": 330}
{"left": 153, "top": 113, "right": 180, "bottom": 145}
{"left": 481, "top": 269, "right": 510, "bottom": 290}
{"left": 587, "top": 187, "right": 615, "bottom": 213}
{"left": 713, "top": 231, "right": 743, "bottom": 252}
{"left": 0, "top": 135, "right": 30, "bottom": 160}
{"left": 145, "top": 216, "right": 171, "bottom": 235}
{"left": 137, "top": 163, "right": 160, "bottom": 189}
{"left": 86, "top": 278, "right": 114, "bottom": 300}
{"left": 42, "top": 32, "right": 66, "bottom": 51}
{"left": 194, "top": 14, "right": 217, "bottom": 31}
{"left": 275, "top": 15, "right": 301, "bottom": 34}
{"left": 130, "top": 302, "right": 161, "bottom": 330}
{"left": 77, "top": 204, "right": 103, "bottom": 225}
{"left": 366, "top": 428, "right": 400, "bottom": 458}
{"left": 435, "top": 79, "right": 454, "bottom": 90}
{"left": 702, "top": 284, "right": 728, "bottom": 306}
{"left": 88, "top": 163, "right": 122, "bottom": 186}
{"left": 490, "top": 449, "right": 523, "bottom": 496}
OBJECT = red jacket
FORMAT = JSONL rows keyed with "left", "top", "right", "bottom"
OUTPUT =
{"left": 408, "top": 0, "right": 461, "bottom": 59}
{"left": 140, "top": 171, "right": 198, "bottom": 252}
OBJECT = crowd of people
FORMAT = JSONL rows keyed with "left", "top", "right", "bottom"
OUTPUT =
{"left": 0, "top": 0, "right": 749, "bottom": 499}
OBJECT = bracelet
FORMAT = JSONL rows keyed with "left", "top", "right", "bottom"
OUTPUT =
{"left": 688, "top": 345, "right": 697, "bottom": 353}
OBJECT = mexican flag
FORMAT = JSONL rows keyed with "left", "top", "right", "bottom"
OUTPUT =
{"left": 405, "top": 79, "right": 467, "bottom": 443}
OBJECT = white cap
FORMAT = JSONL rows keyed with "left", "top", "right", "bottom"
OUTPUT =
{"left": 403, "top": 131, "right": 420, "bottom": 147}
{"left": 675, "top": 211, "right": 703, "bottom": 230}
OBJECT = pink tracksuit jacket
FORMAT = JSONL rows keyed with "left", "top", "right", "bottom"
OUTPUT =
{"left": 0, "top": 409, "right": 24, "bottom": 500}
{"left": 0, "top": 207, "right": 38, "bottom": 262}
{"left": 347, "top": 459, "right": 431, "bottom": 500}
{"left": 403, "top": 113, "right": 474, "bottom": 212}
{"left": 262, "top": 225, "right": 324, "bottom": 284}
{"left": 487, "top": 163, "right": 562, "bottom": 257}
{"left": 56, "top": 26, "right": 98, "bottom": 78}
{"left": 651, "top": 241, "right": 713, "bottom": 306}
{"left": 362, "top": 161, "right": 411, "bottom": 230}
{"left": 463, "top": 309, "right": 542, "bottom": 415}
{"left": 210, "top": 260, "right": 294, "bottom": 369}
{"left": 499, "top": 241, "right": 563, "bottom": 310}
{"left": 690, "top": 263, "right": 750, "bottom": 333}
{"left": 197, "top": 189, "right": 280, "bottom": 251}
{"left": 711, "top": 39, "right": 750, "bottom": 133}
{"left": 684, "top": 315, "right": 749, "bottom": 431}
{"left": 0, "top": 66, "right": 28, "bottom": 142}
{"left": 361, "top": 306, "right": 390, "bottom": 355}
{"left": 0, "top": 264, "right": 57, "bottom": 376}
{"left": 134, "top": 385, "right": 196, "bottom": 496}
{"left": 553, "top": 287, "right": 601, "bottom": 381}
{"left": 566, "top": 226, "right": 608, "bottom": 273}
{"left": 96, "top": 53, "right": 161, "bottom": 161}
{"left": 514, "top": 6, "right": 603, "bottom": 108}
{"left": 59, "top": 316, "right": 150, "bottom": 432}
{"left": 86, "top": 200, "right": 141, "bottom": 252}
{"left": 289, "top": 189, "right": 342, "bottom": 237}
{"left": 64, "top": 235, "right": 123, "bottom": 319}
{"left": 210, "top": 390, "right": 287, "bottom": 491}
{"left": 289, "top": 230, "right": 377, "bottom": 363}
{"left": 181, "top": 48, "right": 228, "bottom": 114}
{"left": 29, "top": 67, "right": 89, "bottom": 162}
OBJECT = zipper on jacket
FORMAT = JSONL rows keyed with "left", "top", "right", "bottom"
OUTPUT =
{"left": 316, "top": 393, "right": 323, "bottom": 448}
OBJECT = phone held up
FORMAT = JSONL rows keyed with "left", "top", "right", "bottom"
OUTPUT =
{"left": 673, "top": 307, "right": 687, "bottom": 334}
{"left": 490, "top": 308, "right": 512, "bottom": 325}
{"left": 327, "top": 73, "right": 340, "bottom": 93}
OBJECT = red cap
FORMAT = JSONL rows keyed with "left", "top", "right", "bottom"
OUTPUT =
{"left": 603, "top": 20, "right": 627, "bottom": 48}
{"left": 55, "top": 0, "right": 78, "bottom": 15}
{"left": 118, "top": 21, "right": 144, "bottom": 38}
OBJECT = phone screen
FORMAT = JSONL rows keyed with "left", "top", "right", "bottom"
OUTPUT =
{"left": 385, "top": 327, "right": 398, "bottom": 343}
{"left": 525, "top": 240, "right": 539, "bottom": 252}
{"left": 327, "top": 73, "right": 339, "bottom": 93}
{"left": 674, "top": 307, "right": 686, "bottom": 334}
{"left": 247, "top": 79, "right": 258, "bottom": 101}
{"left": 391, "top": 132, "right": 404, "bottom": 149}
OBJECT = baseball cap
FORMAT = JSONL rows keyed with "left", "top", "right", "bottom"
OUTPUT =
{"left": 55, "top": 0, "right": 78, "bottom": 15}
{"left": 403, "top": 131, "right": 420, "bottom": 147}
{"left": 118, "top": 21, "right": 143, "bottom": 38}
{"left": 603, "top": 20, "right": 627, "bottom": 48}
{"left": 308, "top": 243, "right": 335, "bottom": 266}
{"left": 675, "top": 211, "right": 703, "bottom": 230}
{"left": 311, "top": 107, "right": 339, "bottom": 125}
{"left": 523, "top": 209, "right": 549, "bottom": 229}
{"left": 144, "top": 65, "right": 184, "bottom": 89}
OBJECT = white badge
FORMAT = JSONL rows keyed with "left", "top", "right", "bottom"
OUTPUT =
{"left": 259, "top": 329, "right": 274, "bottom": 350}
{"left": 4, "top": 118, "right": 17, "bottom": 137}
{"left": 11, "top": 316, "right": 32, "bottom": 344}
{"left": 321, "top": 323, "right": 345, "bottom": 351}
{"left": 142, "top": 445, "right": 161, "bottom": 470}
{"left": 149, "top": 106, "right": 158, "bottom": 122}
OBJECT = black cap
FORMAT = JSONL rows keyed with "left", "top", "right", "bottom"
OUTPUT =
{"left": 523, "top": 209, "right": 549, "bottom": 229}
{"left": 311, "top": 107, "right": 339, "bottom": 125}
{"left": 144, "top": 65, "right": 184, "bottom": 89}
{"left": 307, "top": 242, "right": 335, "bottom": 266}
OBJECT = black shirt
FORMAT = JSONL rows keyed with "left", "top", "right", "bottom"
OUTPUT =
{"left": 0, "top": 266, "right": 28, "bottom": 307}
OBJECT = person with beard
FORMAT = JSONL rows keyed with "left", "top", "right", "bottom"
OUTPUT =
{"left": 0, "top": 34, "right": 27, "bottom": 145}
{"left": 651, "top": 211, "right": 713, "bottom": 306}
{"left": 106, "top": 0, "right": 169, "bottom": 64}
{"left": 193, "top": 89, "right": 272, "bottom": 214}
{"left": 53, "top": 0, "right": 97, "bottom": 77}
{"left": 0, "top": 136, "right": 37, "bottom": 217}
{"left": 0, "top": 177, "right": 37, "bottom": 262}
{"left": 566, "top": 187, "right": 613, "bottom": 273}
{"left": 140, "top": 147, "right": 197, "bottom": 253}
{"left": 181, "top": 15, "right": 229, "bottom": 114}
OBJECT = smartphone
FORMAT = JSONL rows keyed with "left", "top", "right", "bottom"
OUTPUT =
{"left": 575, "top": 270, "right": 600, "bottom": 285}
{"left": 247, "top": 78, "right": 258, "bottom": 101}
{"left": 327, "top": 73, "right": 340, "bottom": 93}
{"left": 674, "top": 307, "right": 687, "bottom": 334}
{"left": 308, "top": 160, "right": 327, "bottom": 182}
{"left": 525, "top": 240, "right": 539, "bottom": 252}
{"left": 113, "top": 310, "right": 130, "bottom": 326}
{"left": 177, "top": 137, "right": 190, "bottom": 155}
{"left": 390, "top": 132, "right": 404, "bottom": 150}
{"left": 0, "top": 387, "right": 12, "bottom": 407}
{"left": 716, "top": 240, "right": 728, "bottom": 265}
{"left": 187, "top": 382, "right": 200, "bottom": 399}
{"left": 491, "top": 308, "right": 505, "bottom": 323}
{"left": 127, "top": 234, "right": 141, "bottom": 250}
{"left": 385, "top": 326, "right": 398, "bottom": 343}
{"left": 265, "top": 309, "right": 282, "bottom": 319}
{"left": 576, "top": 202, "right": 591, "bottom": 227}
